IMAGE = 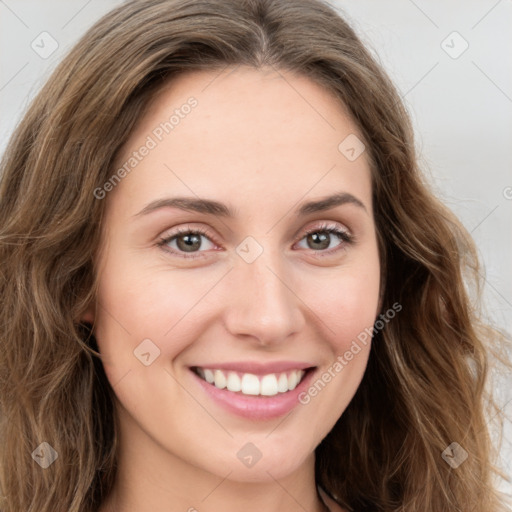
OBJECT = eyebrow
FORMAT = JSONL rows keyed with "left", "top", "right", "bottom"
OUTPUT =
{"left": 133, "top": 191, "right": 367, "bottom": 218}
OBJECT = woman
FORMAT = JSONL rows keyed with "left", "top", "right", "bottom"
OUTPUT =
{"left": 0, "top": 1, "right": 510, "bottom": 511}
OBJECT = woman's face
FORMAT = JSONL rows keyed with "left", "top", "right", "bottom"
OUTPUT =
{"left": 86, "top": 66, "right": 380, "bottom": 484}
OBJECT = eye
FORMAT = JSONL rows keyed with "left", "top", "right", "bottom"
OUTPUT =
{"left": 157, "top": 225, "right": 218, "bottom": 260}
{"left": 295, "top": 222, "right": 354, "bottom": 256}
{"left": 157, "top": 222, "right": 354, "bottom": 260}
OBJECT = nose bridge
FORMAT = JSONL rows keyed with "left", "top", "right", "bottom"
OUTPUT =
{"left": 222, "top": 237, "right": 304, "bottom": 344}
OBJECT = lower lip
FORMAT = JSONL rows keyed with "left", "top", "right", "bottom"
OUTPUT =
{"left": 190, "top": 368, "right": 316, "bottom": 420}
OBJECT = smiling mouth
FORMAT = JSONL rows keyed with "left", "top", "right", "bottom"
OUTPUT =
{"left": 191, "top": 366, "right": 315, "bottom": 397}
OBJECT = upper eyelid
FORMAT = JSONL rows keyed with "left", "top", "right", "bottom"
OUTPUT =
{"left": 302, "top": 223, "right": 351, "bottom": 236}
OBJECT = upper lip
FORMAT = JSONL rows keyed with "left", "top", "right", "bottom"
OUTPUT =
{"left": 191, "top": 361, "right": 316, "bottom": 375}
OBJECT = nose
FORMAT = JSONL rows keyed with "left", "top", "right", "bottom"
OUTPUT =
{"left": 221, "top": 247, "right": 306, "bottom": 347}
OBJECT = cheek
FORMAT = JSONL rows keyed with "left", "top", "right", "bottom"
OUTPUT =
{"left": 306, "top": 255, "right": 381, "bottom": 350}
{"left": 92, "top": 260, "right": 209, "bottom": 426}
{"left": 297, "top": 255, "right": 380, "bottom": 419}
{"left": 94, "top": 254, "right": 211, "bottom": 350}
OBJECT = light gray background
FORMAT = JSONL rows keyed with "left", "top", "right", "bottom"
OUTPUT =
{"left": 1, "top": 0, "right": 511, "bottom": 499}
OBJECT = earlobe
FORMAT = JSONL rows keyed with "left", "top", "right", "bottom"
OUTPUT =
{"left": 80, "top": 303, "right": 95, "bottom": 325}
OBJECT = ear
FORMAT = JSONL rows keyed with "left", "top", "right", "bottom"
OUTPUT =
{"left": 80, "top": 302, "right": 95, "bottom": 325}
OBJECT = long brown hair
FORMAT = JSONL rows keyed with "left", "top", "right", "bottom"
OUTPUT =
{"left": 1, "top": 1, "right": 510, "bottom": 510}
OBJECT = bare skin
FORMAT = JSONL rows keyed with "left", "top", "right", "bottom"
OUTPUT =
{"left": 87, "top": 66, "right": 379, "bottom": 512}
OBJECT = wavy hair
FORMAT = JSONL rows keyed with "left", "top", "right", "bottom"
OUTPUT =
{"left": 1, "top": 0, "right": 510, "bottom": 511}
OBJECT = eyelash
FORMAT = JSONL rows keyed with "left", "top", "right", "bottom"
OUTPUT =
{"left": 157, "top": 222, "right": 354, "bottom": 260}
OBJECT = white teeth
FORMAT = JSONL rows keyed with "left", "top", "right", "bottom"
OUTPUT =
{"left": 277, "top": 373, "right": 289, "bottom": 393}
{"left": 260, "top": 374, "right": 278, "bottom": 396}
{"left": 204, "top": 369, "right": 214, "bottom": 384}
{"left": 195, "top": 367, "right": 307, "bottom": 396}
{"left": 226, "top": 371, "right": 241, "bottom": 392}
{"left": 241, "top": 373, "right": 260, "bottom": 395}
{"left": 213, "top": 369, "right": 226, "bottom": 389}
{"left": 288, "top": 371, "right": 298, "bottom": 390}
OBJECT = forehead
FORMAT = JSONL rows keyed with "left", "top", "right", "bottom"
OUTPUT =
{"left": 107, "top": 66, "right": 373, "bottom": 219}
